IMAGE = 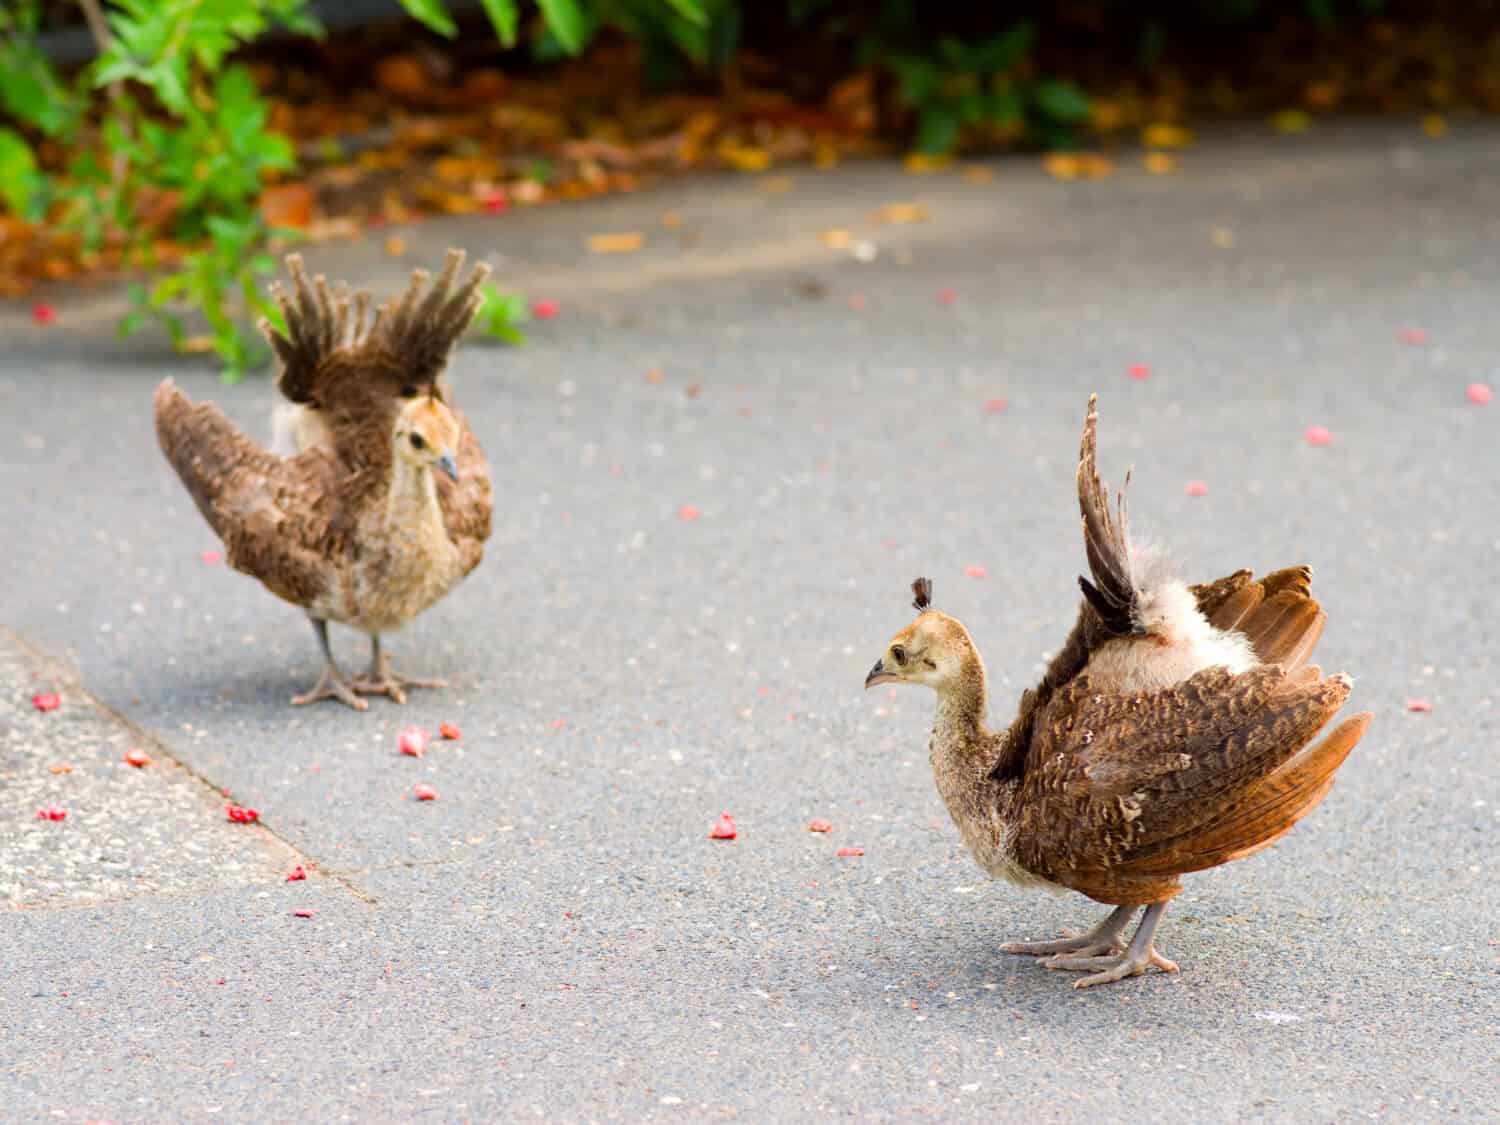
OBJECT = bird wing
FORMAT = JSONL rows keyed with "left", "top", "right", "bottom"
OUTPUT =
{"left": 435, "top": 414, "right": 493, "bottom": 574}
{"left": 155, "top": 379, "right": 344, "bottom": 608}
{"left": 1014, "top": 665, "right": 1367, "bottom": 888}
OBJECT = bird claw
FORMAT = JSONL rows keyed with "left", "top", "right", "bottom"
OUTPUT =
{"left": 351, "top": 661, "right": 446, "bottom": 704}
{"left": 1001, "top": 931, "right": 1121, "bottom": 957}
{"left": 1060, "top": 947, "right": 1180, "bottom": 989}
{"left": 291, "top": 665, "right": 368, "bottom": 711}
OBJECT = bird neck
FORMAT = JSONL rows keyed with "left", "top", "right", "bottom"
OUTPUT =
{"left": 930, "top": 651, "right": 991, "bottom": 753}
{"left": 386, "top": 452, "right": 440, "bottom": 527}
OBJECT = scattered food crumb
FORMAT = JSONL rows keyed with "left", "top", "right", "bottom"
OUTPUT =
{"left": 48, "top": 763, "right": 72, "bottom": 775}
{"left": 1397, "top": 326, "right": 1428, "bottom": 345}
{"left": 124, "top": 748, "right": 151, "bottom": 768}
{"left": 836, "top": 847, "right": 865, "bottom": 857}
{"left": 677, "top": 504, "right": 701, "bottom": 522}
{"left": 1467, "top": 382, "right": 1491, "bottom": 405}
{"left": 1185, "top": 480, "right": 1209, "bottom": 497}
{"left": 292, "top": 910, "right": 316, "bottom": 918}
{"left": 36, "top": 805, "right": 67, "bottom": 821}
{"left": 808, "top": 820, "right": 834, "bottom": 833}
{"left": 32, "top": 692, "right": 60, "bottom": 712}
{"left": 201, "top": 549, "right": 222, "bottom": 565}
{"left": 532, "top": 299, "right": 559, "bottom": 320}
{"left": 1405, "top": 698, "right": 1433, "bottom": 713}
{"left": 438, "top": 722, "right": 462, "bottom": 741}
{"left": 286, "top": 866, "right": 307, "bottom": 882}
{"left": 936, "top": 287, "right": 958, "bottom": 305}
{"left": 1128, "top": 363, "right": 1151, "bottom": 381}
{"left": 32, "top": 303, "right": 55, "bottom": 325}
{"left": 982, "top": 398, "right": 1007, "bottom": 414}
{"left": 398, "top": 726, "right": 429, "bottom": 758}
{"left": 965, "top": 564, "right": 989, "bottom": 579}
{"left": 225, "top": 805, "right": 259, "bottom": 824}
{"left": 1303, "top": 425, "right": 1333, "bottom": 446}
{"left": 413, "top": 783, "right": 439, "bottom": 801}
{"left": 708, "top": 812, "right": 737, "bottom": 840}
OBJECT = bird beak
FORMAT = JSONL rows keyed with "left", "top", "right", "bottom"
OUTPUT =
{"left": 865, "top": 658, "right": 899, "bottom": 689}
{"left": 435, "top": 453, "right": 459, "bottom": 482}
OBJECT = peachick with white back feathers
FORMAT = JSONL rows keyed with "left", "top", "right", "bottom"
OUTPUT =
{"left": 154, "top": 249, "right": 494, "bottom": 709}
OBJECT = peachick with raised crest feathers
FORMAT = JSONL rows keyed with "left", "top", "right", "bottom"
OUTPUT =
{"left": 865, "top": 395, "right": 1371, "bottom": 988}
{"left": 154, "top": 249, "right": 494, "bottom": 710}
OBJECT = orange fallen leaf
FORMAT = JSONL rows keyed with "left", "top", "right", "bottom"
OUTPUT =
{"left": 259, "top": 183, "right": 314, "bottom": 230}
{"left": 587, "top": 232, "right": 645, "bottom": 254}
{"left": 1142, "top": 123, "right": 1194, "bottom": 149}
{"left": 1144, "top": 152, "right": 1178, "bottom": 175}
{"left": 1422, "top": 114, "right": 1447, "bottom": 139}
{"left": 903, "top": 153, "right": 952, "bottom": 175}
{"left": 819, "top": 228, "right": 852, "bottom": 249}
{"left": 871, "top": 202, "right": 928, "bottom": 224}
{"left": 384, "top": 235, "right": 407, "bottom": 257}
{"left": 962, "top": 165, "right": 995, "bottom": 184}
{"left": 1271, "top": 109, "right": 1312, "bottom": 134}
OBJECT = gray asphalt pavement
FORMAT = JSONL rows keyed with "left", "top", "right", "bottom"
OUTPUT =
{"left": 2, "top": 120, "right": 1497, "bottom": 1122}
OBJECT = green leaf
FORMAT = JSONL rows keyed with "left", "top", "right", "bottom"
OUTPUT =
{"left": 914, "top": 107, "right": 960, "bottom": 155}
{"left": 536, "top": 0, "right": 588, "bottom": 54}
{"left": 662, "top": 0, "right": 709, "bottom": 25}
{"left": 478, "top": 0, "right": 519, "bottom": 45}
{"left": 0, "top": 128, "right": 40, "bottom": 217}
{"left": 972, "top": 21, "right": 1036, "bottom": 75}
{"left": 1032, "top": 80, "right": 1090, "bottom": 124}
{"left": 398, "top": 0, "right": 458, "bottom": 37}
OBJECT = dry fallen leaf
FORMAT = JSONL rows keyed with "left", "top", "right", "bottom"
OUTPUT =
{"left": 962, "top": 165, "right": 996, "bottom": 184}
{"left": 1043, "top": 153, "right": 1115, "bottom": 180}
{"left": 871, "top": 202, "right": 928, "bottom": 224}
{"left": 587, "top": 232, "right": 645, "bottom": 254}
{"left": 1422, "top": 114, "right": 1447, "bottom": 139}
{"left": 903, "top": 152, "right": 952, "bottom": 175}
{"left": 1142, "top": 123, "right": 1195, "bottom": 149}
{"left": 818, "top": 228, "right": 852, "bottom": 249}
{"left": 1271, "top": 109, "right": 1312, "bottom": 134}
{"left": 1144, "top": 152, "right": 1178, "bottom": 175}
{"left": 384, "top": 235, "right": 407, "bottom": 257}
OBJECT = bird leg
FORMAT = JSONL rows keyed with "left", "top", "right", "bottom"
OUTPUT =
{"left": 1000, "top": 905, "right": 1136, "bottom": 958}
{"left": 351, "top": 634, "right": 446, "bottom": 704}
{"left": 290, "top": 618, "right": 368, "bottom": 711}
{"left": 1044, "top": 902, "right": 1180, "bottom": 988}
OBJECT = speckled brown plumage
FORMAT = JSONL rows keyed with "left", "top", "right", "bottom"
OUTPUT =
{"left": 154, "top": 249, "right": 494, "bottom": 708}
{"left": 867, "top": 395, "right": 1372, "bottom": 987}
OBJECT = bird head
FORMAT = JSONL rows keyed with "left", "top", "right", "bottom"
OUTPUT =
{"left": 393, "top": 393, "right": 461, "bottom": 481}
{"left": 865, "top": 577, "right": 981, "bottom": 694}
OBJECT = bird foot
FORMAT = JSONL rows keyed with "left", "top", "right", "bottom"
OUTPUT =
{"left": 291, "top": 664, "right": 368, "bottom": 711}
{"left": 1001, "top": 931, "right": 1126, "bottom": 958}
{"left": 1045, "top": 947, "right": 1179, "bottom": 989}
{"left": 351, "top": 664, "right": 446, "bottom": 705}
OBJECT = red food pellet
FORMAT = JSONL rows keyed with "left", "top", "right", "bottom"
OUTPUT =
{"left": 708, "top": 812, "right": 737, "bottom": 840}
{"left": 32, "top": 692, "right": 60, "bottom": 712}
{"left": 678, "top": 504, "right": 701, "bottom": 522}
{"left": 124, "top": 748, "right": 151, "bottom": 768}
{"left": 483, "top": 191, "right": 509, "bottom": 215}
{"left": 201, "top": 549, "right": 222, "bottom": 565}
{"left": 936, "top": 287, "right": 958, "bottom": 305}
{"left": 1467, "top": 382, "right": 1491, "bottom": 405}
{"left": 292, "top": 910, "right": 316, "bottom": 918}
{"left": 225, "top": 805, "right": 259, "bottom": 824}
{"left": 1128, "top": 363, "right": 1151, "bottom": 380}
{"left": 438, "top": 722, "right": 462, "bottom": 741}
{"left": 808, "top": 820, "right": 834, "bottom": 833}
{"left": 836, "top": 847, "right": 865, "bottom": 857}
{"left": 532, "top": 298, "right": 559, "bottom": 319}
{"left": 1405, "top": 698, "right": 1433, "bottom": 713}
{"left": 36, "top": 805, "right": 67, "bottom": 821}
{"left": 413, "top": 783, "right": 438, "bottom": 801}
{"left": 286, "top": 865, "right": 307, "bottom": 881}
{"left": 965, "top": 564, "right": 989, "bottom": 579}
{"left": 1184, "top": 480, "right": 1208, "bottom": 497}
{"left": 398, "top": 726, "right": 428, "bottom": 758}
{"left": 848, "top": 293, "right": 866, "bottom": 311}
{"left": 1398, "top": 327, "right": 1428, "bottom": 345}
{"left": 982, "top": 397, "right": 1008, "bottom": 414}
{"left": 1303, "top": 425, "right": 1333, "bottom": 446}
{"left": 551, "top": 718, "right": 567, "bottom": 729}
{"left": 32, "top": 303, "right": 55, "bottom": 325}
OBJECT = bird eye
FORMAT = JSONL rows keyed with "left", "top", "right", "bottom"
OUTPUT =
{"left": 400, "top": 385, "right": 418, "bottom": 398}
{"left": 409, "top": 433, "right": 427, "bottom": 450}
{"left": 891, "top": 645, "right": 906, "bottom": 665}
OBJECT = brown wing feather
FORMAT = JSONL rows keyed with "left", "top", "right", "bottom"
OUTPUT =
{"left": 155, "top": 379, "right": 341, "bottom": 607}
{"left": 1076, "top": 395, "right": 1139, "bottom": 635}
{"left": 1015, "top": 666, "right": 1361, "bottom": 894}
